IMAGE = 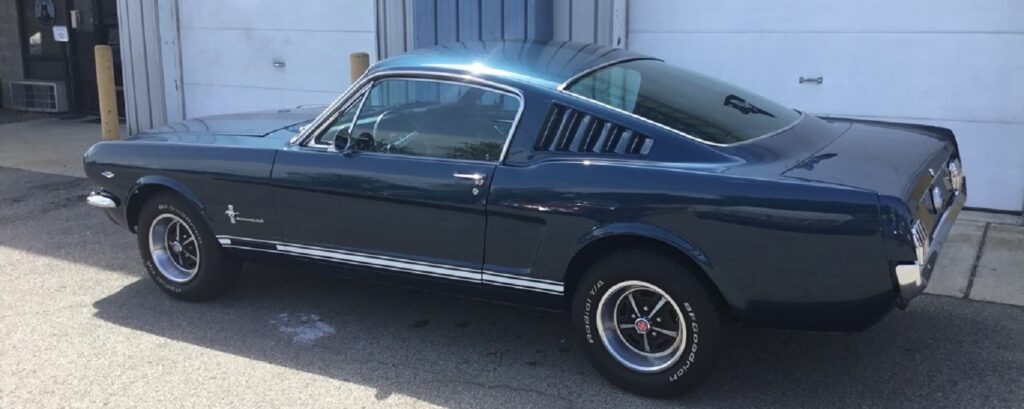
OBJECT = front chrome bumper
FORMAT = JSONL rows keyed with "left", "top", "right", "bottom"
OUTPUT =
{"left": 895, "top": 180, "right": 967, "bottom": 307}
{"left": 86, "top": 190, "right": 119, "bottom": 209}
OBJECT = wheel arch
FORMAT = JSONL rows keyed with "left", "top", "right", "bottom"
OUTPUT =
{"left": 562, "top": 224, "right": 734, "bottom": 315}
{"left": 124, "top": 176, "right": 207, "bottom": 233}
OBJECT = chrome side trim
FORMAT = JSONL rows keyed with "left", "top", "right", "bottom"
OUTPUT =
{"left": 296, "top": 70, "right": 527, "bottom": 165}
{"left": 278, "top": 244, "right": 481, "bottom": 281}
{"left": 86, "top": 192, "right": 118, "bottom": 209}
{"left": 482, "top": 273, "right": 563, "bottom": 294}
{"left": 482, "top": 270, "right": 564, "bottom": 285}
{"left": 216, "top": 235, "right": 564, "bottom": 295}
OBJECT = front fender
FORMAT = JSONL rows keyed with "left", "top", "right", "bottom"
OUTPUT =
{"left": 124, "top": 175, "right": 209, "bottom": 232}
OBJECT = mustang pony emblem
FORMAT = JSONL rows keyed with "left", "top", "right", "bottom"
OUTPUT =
{"left": 225, "top": 205, "right": 240, "bottom": 224}
{"left": 225, "top": 204, "right": 264, "bottom": 224}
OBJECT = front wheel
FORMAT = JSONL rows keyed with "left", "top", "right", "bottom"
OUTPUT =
{"left": 136, "top": 192, "right": 240, "bottom": 301}
{"left": 572, "top": 249, "right": 727, "bottom": 398}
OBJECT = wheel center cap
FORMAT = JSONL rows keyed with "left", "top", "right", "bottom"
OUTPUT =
{"left": 170, "top": 242, "right": 183, "bottom": 254}
{"left": 634, "top": 318, "right": 651, "bottom": 334}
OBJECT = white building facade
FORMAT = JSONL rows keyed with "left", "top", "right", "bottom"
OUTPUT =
{"left": 118, "top": 0, "right": 1024, "bottom": 212}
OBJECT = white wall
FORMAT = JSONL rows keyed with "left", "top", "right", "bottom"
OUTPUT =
{"left": 176, "top": 0, "right": 376, "bottom": 118}
{"left": 628, "top": 1, "right": 1024, "bottom": 211}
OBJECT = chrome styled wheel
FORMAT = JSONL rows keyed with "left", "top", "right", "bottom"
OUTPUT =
{"left": 148, "top": 214, "right": 200, "bottom": 283}
{"left": 596, "top": 280, "right": 686, "bottom": 373}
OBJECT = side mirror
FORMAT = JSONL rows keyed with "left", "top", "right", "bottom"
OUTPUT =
{"left": 332, "top": 129, "right": 351, "bottom": 152}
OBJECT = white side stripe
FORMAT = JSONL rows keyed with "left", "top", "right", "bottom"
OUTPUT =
{"left": 277, "top": 245, "right": 480, "bottom": 281}
{"left": 218, "top": 236, "right": 564, "bottom": 294}
{"left": 482, "top": 273, "right": 564, "bottom": 293}
{"left": 483, "top": 270, "right": 564, "bottom": 286}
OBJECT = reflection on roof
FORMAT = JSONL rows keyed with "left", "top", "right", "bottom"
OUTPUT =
{"left": 368, "top": 40, "right": 657, "bottom": 89}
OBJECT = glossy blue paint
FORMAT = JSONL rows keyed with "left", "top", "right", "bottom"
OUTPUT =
{"left": 83, "top": 41, "right": 964, "bottom": 332}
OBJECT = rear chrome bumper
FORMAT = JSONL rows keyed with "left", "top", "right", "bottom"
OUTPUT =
{"left": 86, "top": 190, "right": 119, "bottom": 209}
{"left": 895, "top": 179, "right": 967, "bottom": 307}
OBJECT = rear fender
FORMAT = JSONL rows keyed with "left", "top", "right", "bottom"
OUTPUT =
{"left": 580, "top": 223, "right": 714, "bottom": 272}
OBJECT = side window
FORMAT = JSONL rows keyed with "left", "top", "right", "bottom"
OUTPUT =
{"left": 348, "top": 79, "right": 520, "bottom": 162}
{"left": 314, "top": 92, "right": 365, "bottom": 146}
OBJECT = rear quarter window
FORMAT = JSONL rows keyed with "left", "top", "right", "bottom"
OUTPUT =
{"left": 566, "top": 59, "right": 801, "bottom": 145}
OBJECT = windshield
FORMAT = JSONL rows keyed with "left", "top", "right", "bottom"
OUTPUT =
{"left": 565, "top": 59, "right": 801, "bottom": 145}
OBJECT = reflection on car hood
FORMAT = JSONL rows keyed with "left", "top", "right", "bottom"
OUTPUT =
{"left": 139, "top": 106, "right": 325, "bottom": 137}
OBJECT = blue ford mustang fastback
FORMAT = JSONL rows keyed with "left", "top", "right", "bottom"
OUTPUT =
{"left": 84, "top": 41, "right": 966, "bottom": 397}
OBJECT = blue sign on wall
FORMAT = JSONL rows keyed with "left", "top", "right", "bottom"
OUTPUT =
{"left": 35, "top": 0, "right": 56, "bottom": 28}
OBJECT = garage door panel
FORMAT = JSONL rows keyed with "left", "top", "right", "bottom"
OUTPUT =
{"left": 630, "top": 32, "right": 1024, "bottom": 124}
{"left": 183, "top": 83, "right": 336, "bottom": 119}
{"left": 180, "top": 29, "right": 375, "bottom": 97}
{"left": 177, "top": 0, "right": 374, "bottom": 32}
{"left": 630, "top": 0, "right": 1024, "bottom": 33}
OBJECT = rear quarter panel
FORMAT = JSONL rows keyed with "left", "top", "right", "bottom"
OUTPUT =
{"left": 486, "top": 159, "right": 896, "bottom": 331}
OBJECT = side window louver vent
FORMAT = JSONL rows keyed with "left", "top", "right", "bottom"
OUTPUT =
{"left": 535, "top": 105, "right": 653, "bottom": 155}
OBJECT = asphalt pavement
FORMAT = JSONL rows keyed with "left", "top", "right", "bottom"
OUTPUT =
{"left": 1, "top": 166, "right": 1022, "bottom": 408}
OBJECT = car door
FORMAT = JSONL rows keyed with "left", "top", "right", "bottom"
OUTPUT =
{"left": 270, "top": 77, "right": 522, "bottom": 283}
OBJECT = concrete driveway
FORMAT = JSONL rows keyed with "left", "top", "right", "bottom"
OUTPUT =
{"left": 1, "top": 118, "right": 1023, "bottom": 408}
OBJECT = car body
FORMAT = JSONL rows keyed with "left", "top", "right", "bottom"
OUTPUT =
{"left": 84, "top": 41, "right": 965, "bottom": 396}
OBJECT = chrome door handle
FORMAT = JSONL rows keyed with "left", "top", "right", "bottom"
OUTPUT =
{"left": 453, "top": 172, "right": 487, "bottom": 185}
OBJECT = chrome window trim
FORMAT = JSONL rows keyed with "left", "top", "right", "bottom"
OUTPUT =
{"left": 557, "top": 59, "right": 805, "bottom": 148}
{"left": 296, "top": 70, "right": 526, "bottom": 164}
{"left": 308, "top": 86, "right": 372, "bottom": 150}
{"left": 555, "top": 57, "right": 661, "bottom": 92}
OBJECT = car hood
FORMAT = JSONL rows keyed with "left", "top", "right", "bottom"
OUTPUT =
{"left": 782, "top": 117, "right": 956, "bottom": 201}
{"left": 132, "top": 106, "right": 324, "bottom": 145}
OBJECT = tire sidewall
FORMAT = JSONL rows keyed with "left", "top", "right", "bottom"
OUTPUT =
{"left": 573, "top": 251, "right": 722, "bottom": 397}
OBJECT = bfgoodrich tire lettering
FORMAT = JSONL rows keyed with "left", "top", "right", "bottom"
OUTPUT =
{"left": 137, "top": 192, "right": 240, "bottom": 301}
{"left": 572, "top": 249, "right": 726, "bottom": 398}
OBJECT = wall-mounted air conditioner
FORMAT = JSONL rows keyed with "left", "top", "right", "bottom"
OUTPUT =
{"left": 8, "top": 80, "right": 69, "bottom": 113}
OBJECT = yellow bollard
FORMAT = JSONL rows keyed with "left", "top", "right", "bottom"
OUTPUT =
{"left": 94, "top": 45, "right": 120, "bottom": 140}
{"left": 350, "top": 52, "right": 370, "bottom": 83}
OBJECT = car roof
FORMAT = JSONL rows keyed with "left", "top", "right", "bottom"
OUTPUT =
{"left": 367, "top": 40, "right": 659, "bottom": 90}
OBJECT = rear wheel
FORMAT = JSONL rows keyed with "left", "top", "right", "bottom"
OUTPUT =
{"left": 572, "top": 249, "right": 727, "bottom": 398}
{"left": 137, "top": 192, "right": 240, "bottom": 301}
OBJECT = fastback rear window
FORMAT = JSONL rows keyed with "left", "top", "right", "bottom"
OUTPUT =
{"left": 565, "top": 59, "right": 801, "bottom": 145}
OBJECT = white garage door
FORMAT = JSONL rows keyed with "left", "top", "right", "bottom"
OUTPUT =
{"left": 628, "top": 1, "right": 1024, "bottom": 211}
{"left": 176, "top": 0, "right": 376, "bottom": 119}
